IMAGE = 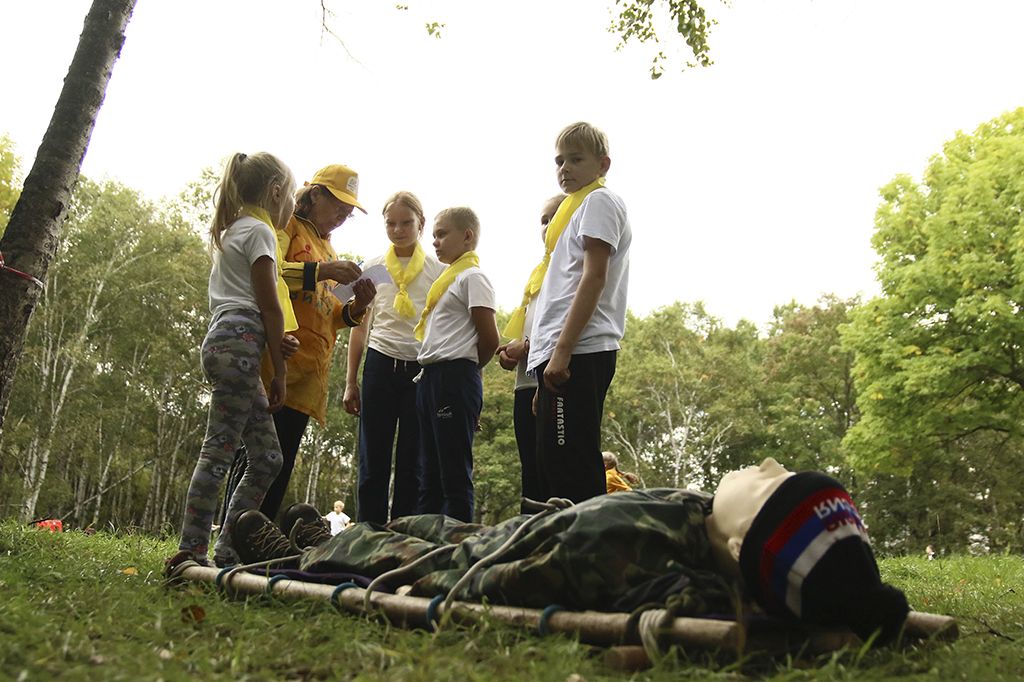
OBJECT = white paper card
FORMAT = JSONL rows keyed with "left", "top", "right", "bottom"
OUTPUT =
{"left": 331, "top": 264, "right": 392, "bottom": 303}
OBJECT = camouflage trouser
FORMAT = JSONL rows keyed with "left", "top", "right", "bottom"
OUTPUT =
{"left": 178, "top": 310, "right": 283, "bottom": 564}
{"left": 300, "top": 489, "right": 734, "bottom": 614}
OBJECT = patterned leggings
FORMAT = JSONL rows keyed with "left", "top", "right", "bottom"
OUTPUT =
{"left": 178, "top": 309, "right": 283, "bottom": 564}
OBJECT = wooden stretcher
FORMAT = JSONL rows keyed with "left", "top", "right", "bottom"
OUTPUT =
{"left": 171, "top": 563, "right": 958, "bottom": 672}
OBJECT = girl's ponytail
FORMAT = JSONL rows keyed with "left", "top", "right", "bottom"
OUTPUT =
{"left": 210, "top": 152, "right": 294, "bottom": 252}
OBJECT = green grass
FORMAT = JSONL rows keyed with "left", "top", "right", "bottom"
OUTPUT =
{"left": 0, "top": 522, "right": 1021, "bottom": 681}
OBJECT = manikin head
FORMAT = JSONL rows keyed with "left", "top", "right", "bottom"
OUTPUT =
{"left": 705, "top": 457, "right": 909, "bottom": 644}
{"left": 706, "top": 457, "right": 794, "bottom": 579}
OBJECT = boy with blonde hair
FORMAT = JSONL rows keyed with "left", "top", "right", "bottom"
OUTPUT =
{"left": 414, "top": 207, "right": 499, "bottom": 522}
{"left": 527, "top": 122, "right": 631, "bottom": 504}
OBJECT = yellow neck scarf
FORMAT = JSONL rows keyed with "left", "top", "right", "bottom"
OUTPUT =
{"left": 413, "top": 250, "right": 480, "bottom": 341}
{"left": 502, "top": 177, "right": 605, "bottom": 340}
{"left": 245, "top": 206, "right": 298, "bottom": 332}
{"left": 384, "top": 243, "right": 426, "bottom": 318}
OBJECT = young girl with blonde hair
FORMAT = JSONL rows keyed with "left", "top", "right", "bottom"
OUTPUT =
{"left": 169, "top": 151, "right": 294, "bottom": 569}
{"left": 344, "top": 191, "right": 445, "bottom": 524}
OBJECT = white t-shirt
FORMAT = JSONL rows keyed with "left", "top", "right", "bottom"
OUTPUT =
{"left": 527, "top": 188, "right": 631, "bottom": 374}
{"left": 325, "top": 510, "right": 350, "bottom": 535}
{"left": 208, "top": 216, "right": 277, "bottom": 318}
{"left": 417, "top": 266, "right": 496, "bottom": 365}
{"left": 364, "top": 251, "right": 446, "bottom": 362}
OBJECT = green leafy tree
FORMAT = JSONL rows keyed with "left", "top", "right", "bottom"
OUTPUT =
{"left": 0, "top": 0, "right": 136, "bottom": 450}
{"left": 843, "top": 107, "right": 1024, "bottom": 475}
{"left": 611, "top": 0, "right": 719, "bottom": 78}
{"left": 606, "top": 302, "right": 747, "bottom": 490}
{"left": 759, "top": 295, "right": 860, "bottom": 476}
{"left": 3, "top": 176, "right": 208, "bottom": 525}
{"left": 855, "top": 431, "right": 1024, "bottom": 556}
{"left": 0, "top": 134, "right": 22, "bottom": 231}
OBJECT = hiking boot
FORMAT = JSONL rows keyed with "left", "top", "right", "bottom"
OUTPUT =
{"left": 232, "top": 509, "right": 297, "bottom": 564}
{"left": 280, "top": 502, "right": 323, "bottom": 536}
{"left": 280, "top": 503, "right": 331, "bottom": 549}
{"left": 289, "top": 517, "right": 333, "bottom": 550}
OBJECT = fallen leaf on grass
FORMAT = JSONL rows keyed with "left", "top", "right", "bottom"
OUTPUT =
{"left": 120, "top": 567, "right": 138, "bottom": 575}
{"left": 181, "top": 605, "right": 205, "bottom": 623}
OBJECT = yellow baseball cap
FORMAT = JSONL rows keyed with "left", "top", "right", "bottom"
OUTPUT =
{"left": 308, "top": 164, "right": 367, "bottom": 213}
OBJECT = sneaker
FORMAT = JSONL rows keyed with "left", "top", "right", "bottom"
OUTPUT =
{"left": 289, "top": 517, "right": 332, "bottom": 550}
{"left": 213, "top": 554, "right": 237, "bottom": 568}
{"left": 232, "top": 510, "right": 297, "bottom": 564}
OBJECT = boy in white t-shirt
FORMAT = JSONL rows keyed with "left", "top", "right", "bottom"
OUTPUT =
{"left": 527, "top": 122, "right": 631, "bottom": 504}
{"left": 324, "top": 500, "right": 351, "bottom": 535}
{"left": 414, "top": 207, "right": 499, "bottom": 522}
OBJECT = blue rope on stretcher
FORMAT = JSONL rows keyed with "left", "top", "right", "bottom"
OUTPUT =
{"left": 265, "top": 574, "right": 288, "bottom": 595}
{"left": 215, "top": 567, "right": 234, "bottom": 590}
{"left": 537, "top": 604, "right": 567, "bottom": 637}
{"left": 331, "top": 582, "right": 361, "bottom": 610}
{"left": 425, "top": 594, "right": 446, "bottom": 633}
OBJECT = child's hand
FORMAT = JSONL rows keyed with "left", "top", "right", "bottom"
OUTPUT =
{"left": 281, "top": 334, "right": 300, "bottom": 360}
{"left": 320, "top": 259, "right": 362, "bottom": 285}
{"left": 343, "top": 384, "right": 361, "bottom": 416}
{"left": 268, "top": 374, "right": 287, "bottom": 413}
{"left": 497, "top": 350, "right": 517, "bottom": 371}
{"left": 543, "top": 349, "right": 571, "bottom": 392}
{"left": 495, "top": 344, "right": 518, "bottom": 371}
{"left": 496, "top": 339, "right": 529, "bottom": 371}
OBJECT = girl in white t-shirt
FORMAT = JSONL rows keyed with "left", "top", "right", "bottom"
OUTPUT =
{"left": 168, "top": 152, "right": 294, "bottom": 570}
{"left": 344, "top": 191, "right": 445, "bottom": 524}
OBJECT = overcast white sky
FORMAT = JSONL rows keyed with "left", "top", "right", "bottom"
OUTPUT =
{"left": 3, "top": 0, "right": 1023, "bottom": 329}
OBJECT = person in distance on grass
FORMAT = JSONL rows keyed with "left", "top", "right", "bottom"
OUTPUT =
{"left": 413, "top": 207, "right": 499, "bottom": 523}
{"left": 324, "top": 500, "right": 351, "bottom": 536}
{"left": 602, "top": 451, "right": 632, "bottom": 493}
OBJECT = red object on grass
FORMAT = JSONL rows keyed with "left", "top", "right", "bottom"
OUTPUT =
{"left": 36, "top": 519, "right": 63, "bottom": 532}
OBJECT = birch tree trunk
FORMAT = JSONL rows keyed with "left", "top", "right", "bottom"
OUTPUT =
{"left": 0, "top": 0, "right": 137, "bottom": 465}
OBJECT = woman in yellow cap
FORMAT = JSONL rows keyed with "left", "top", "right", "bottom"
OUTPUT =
{"left": 256, "top": 164, "right": 377, "bottom": 522}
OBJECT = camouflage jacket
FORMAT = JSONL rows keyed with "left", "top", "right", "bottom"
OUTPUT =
{"left": 300, "top": 489, "right": 734, "bottom": 614}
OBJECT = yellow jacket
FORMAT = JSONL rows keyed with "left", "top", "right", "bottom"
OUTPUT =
{"left": 605, "top": 469, "right": 632, "bottom": 494}
{"left": 261, "top": 214, "right": 364, "bottom": 426}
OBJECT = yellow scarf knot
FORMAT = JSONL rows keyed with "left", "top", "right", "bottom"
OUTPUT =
{"left": 502, "top": 178, "right": 605, "bottom": 340}
{"left": 384, "top": 243, "right": 426, "bottom": 318}
{"left": 413, "top": 251, "right": 480, "bottom": 342}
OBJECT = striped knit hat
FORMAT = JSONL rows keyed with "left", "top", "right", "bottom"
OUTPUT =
{"left": 739, "top": 472, "right": 909, "bottom": 644}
